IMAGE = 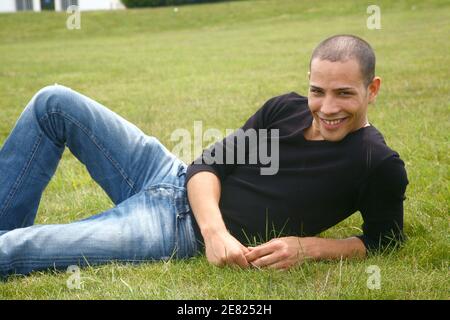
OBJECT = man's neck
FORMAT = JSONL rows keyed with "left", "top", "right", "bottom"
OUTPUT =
{"left": 303, "top": 120, "right": 323, "bottom": 141}
{"left": 303, "top": 119, "right": 371, "bottom": 141}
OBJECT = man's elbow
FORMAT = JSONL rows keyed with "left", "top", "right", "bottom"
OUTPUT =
{"left": 358, "top": 232, "right": 406, "bottom": 255}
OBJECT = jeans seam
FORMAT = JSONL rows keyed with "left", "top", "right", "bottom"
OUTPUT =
{"left": 1, "top": 256, "right": 156, "bottom": 265}
{"left": 186, "top": 215, "right": 199, "bottom": 256}
{"left": 0, "top": 257, "right": 158, "bottom": 272}
{"left": 175, "top": 214, "right": 181, "bottom": 258}
{"left": 175, "top": 209, "right": 197, "bottom": 258}
{"left": 144, "top": 182, "right": 186, "bottom": 192}
{"left": 39, "top": 110, "right": 139, "bottom": 196}
{"left": 0, "top": 133, "right": 43, "bottom": 219}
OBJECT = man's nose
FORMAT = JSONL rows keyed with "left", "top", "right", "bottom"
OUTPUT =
{"left": 320, "top": 96, "right": 341, "bottom": 115}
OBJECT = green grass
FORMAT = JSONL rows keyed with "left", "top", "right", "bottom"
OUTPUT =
{"left": 0, "top": 0, "right": 449, "bottom": 299}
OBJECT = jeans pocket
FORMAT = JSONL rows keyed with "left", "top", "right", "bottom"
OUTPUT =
{"left": 175, "top": 213, "right": 194, "bottom": 258}
{"left": 145, "top": 183, "right": 195, "bottom": 259}
{"left": 172, "top": 189, "right": 197, "bottom": 259}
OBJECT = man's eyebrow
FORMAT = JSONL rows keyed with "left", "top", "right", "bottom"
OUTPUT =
{"left": 334, "top": 87, "right": 356, "bottom": 91}
{"left": 309, "top": 85, "right": 356, "bottom": 91}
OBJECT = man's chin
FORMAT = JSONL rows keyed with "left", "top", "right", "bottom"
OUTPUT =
{"left": 321, "top": 129, "right": 348, "bottom": 142}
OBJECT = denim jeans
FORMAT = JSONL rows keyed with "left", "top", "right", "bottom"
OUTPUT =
{"left": 0, "top": 85, "right": 200, "bottom": 276}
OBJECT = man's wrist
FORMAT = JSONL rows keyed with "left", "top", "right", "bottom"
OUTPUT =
{"left": 301, "top": 236, "right": 366, "bottom": 260}
{"left": 200, "top": 225, "right": 228, "bottom": 239}
{"left": 300, "top": 237, "right": 323, "bottom": 260}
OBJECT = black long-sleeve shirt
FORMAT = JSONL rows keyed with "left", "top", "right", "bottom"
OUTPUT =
{"left": 186, "top": 92, "right": 408, "bottom": 252}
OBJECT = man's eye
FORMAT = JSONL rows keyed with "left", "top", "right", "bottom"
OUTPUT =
{"left": 310, "top": 89, "right": 323, "bottom": 95}
{"left": 339, "top": 92, "right": 352, "bottom": 96}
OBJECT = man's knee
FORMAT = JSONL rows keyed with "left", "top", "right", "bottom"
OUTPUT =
{"left": 31, "top": 84, "right": 76, "bottom": 120}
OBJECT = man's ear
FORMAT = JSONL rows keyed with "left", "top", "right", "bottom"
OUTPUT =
{"left": 368, "top": 76, "right": 381, "bottom": 104}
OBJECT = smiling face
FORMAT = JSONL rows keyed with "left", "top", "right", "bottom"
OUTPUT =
{"left": 306, "top": 58, "right": 381, "bottom": 141}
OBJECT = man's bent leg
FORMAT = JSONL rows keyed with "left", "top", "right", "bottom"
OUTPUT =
{"left": 0, "top": 184, "right": 198, "bottom": 277}
{"left": 0, "top": 87, "right": 64, "bottom": 230}
{"left": 0, "top": 84, "right": 184, "bottom": 230}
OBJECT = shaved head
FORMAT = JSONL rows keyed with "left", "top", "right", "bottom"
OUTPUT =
{"left": 310, "top": 35, "right": 376, "bottom": 87}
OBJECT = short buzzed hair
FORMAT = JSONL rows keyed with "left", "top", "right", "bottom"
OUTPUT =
{"left": 310, "top": 35, "right": 376, "bottom": 87}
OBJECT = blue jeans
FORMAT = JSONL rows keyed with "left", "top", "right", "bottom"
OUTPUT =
{"left": 0, "top": 85, "right": 201, "bottom": 276}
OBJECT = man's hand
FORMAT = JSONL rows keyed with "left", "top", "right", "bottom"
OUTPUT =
{"left": 204, "top": 230, "right": 250, "bottom": 268}
{"left": 244, "top": 236, "right": 366, "bottom": 270}
{"left": 187, "top": 171, "right": 250, "bottom": 268}
{"left": 244, "top": 237, "right": 318, "bottom": 270}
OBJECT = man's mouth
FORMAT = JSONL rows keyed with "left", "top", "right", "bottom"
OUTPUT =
{"left": 319, "top": 117, "right": 349, "bottom": 129}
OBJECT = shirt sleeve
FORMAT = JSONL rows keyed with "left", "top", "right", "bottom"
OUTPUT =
{"left": 185, "top": 94, "right": 283, "bottom": 184}
{"left": 356, "top": 154, "right": 409, "bottom": 253}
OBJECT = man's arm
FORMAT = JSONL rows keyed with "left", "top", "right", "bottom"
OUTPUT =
{"left": 357, "top": 155, "right": 408, "bottom": 251}
{"left": 245, "top": 155, "right": 408, "bottom": 270}
{"left": 245, "top": 236, "right": 366, "bottom": 270}
{"left": 187, "top": 171, "right": 366, "bottom": 270}
{"left": 187, "top": 171, "right": 250, "bottom": 268}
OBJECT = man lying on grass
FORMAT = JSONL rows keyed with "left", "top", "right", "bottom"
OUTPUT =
{"left": 0, "top": 34, "right": 408, "bottom": 276}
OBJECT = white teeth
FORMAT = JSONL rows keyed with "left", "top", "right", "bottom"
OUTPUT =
{"left": 323, "top": 118, "right": 345, "bottom": 125}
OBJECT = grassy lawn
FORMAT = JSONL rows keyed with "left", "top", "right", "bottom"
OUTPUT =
{"left": 0, "top": 0, "right": 448, "bottom": 299}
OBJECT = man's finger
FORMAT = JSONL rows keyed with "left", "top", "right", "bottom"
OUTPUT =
{"left": 267, "top": 261, "right": 290, "bottom": 271}
{"left": 251, "top": 252, "right": 280, "bottom": 268}
{"left": 244, "top": 243, "right": 275, "bottom": 262}
{"left": 241, "top": 245, "right": 250, "bottom": 254}
{"left": 231, "top": 252, "right": 250, "bottom": 268}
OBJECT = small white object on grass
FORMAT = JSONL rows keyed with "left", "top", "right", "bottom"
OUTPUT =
{"left": 174, "top": 7, "right": 179, "bottom": 13}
